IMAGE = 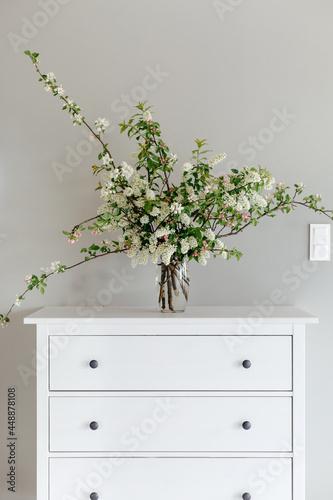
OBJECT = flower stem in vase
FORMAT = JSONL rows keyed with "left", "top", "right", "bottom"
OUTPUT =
{"left": 158, "top": 264, "right": 166, "bottom": 311}
{"left": 166, "top": 266, "right": 174, "bottom": 312}
{"left": 156, "top": 260, "right": 189, "bottom": 313}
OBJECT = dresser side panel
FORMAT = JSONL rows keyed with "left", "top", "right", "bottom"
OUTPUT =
{"left": 292, "top": 324, "right": 306, "bottom": 500}
{"left": 36, "top": 325, "right": 49, "bottom": 500}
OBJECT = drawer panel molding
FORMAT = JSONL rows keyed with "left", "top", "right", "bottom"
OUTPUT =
{"left": 49, "top": 335, "right": 292, "bottom": 391}
{"left": 50, "top": 457, "right": 292, "bottom": 500}
{"left": 50, "top": 396, "right": 292, "bottom": 453}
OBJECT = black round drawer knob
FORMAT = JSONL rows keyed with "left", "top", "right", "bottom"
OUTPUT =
{"left": 242, "top": 359, "right": 251, "bottom": 369}
{"left": 242, "top": 493, "right": 251, "bottom": 500}
{"left": 89, "top": 360, "right": 99, "bottom": 369}
{"left": 90, "top": 493, "right": 99, "bottom": 500}
{"left": 89, "top": 421, "right": 99, "bottom": 430}
{"left": 242, "top": 421, "right": 252, "bottom": 430}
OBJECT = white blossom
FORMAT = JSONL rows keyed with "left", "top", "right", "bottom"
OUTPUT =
{"left": 188, "top": 236, "right": 198, "bottom": 248}
{"left": 188, "top": 192, "right": 198, "bottom": 202}
{"left": 204, "top": 229, "right": 215, "bottom": 241}
{"left": 143, "top": 111, "right": 152, "bottom": 122}
{"left": 170, "top": 153, "right": 178, "bottom": 164}
{"left": 204, "top": 184, "right": 216, "bottom": 194}
{"left": 146, "top": 189, "right": 155, "bottom": 201}
{"left": 97, "top": 203, "right": 110, "bottom": 215}
{"left": 198, "top": 255, "right": 207, "bottom": 266}
{"left": 214, "top": 239, "right": 225, "bottom": 250}
{"left": 201, "top": 249, "right": 211, "bottom": 259}
{"left": 181, "top": 238, "right": 190, "bottom": 254}
{"left": 103, "top": 154, "right": 112, "bottom": 165}
{"left": 72, "top": 113, "right": 83, "bottom": 126}
{"left": 149, "top": 235, "right": 158, "bottom": 253}
{"left": 222, "top": 177, "right": 234, "bottom": 191}
{"left": 224, "top": 194, "right": 237, "bottom": 207}
{"left": 100, "top": 188, "right": 112, "bottom": 201}
{"left": 150, "top": 206, "right": 160, "bottom": 216}
{"left": 14, "top": 294, "right": 21, "bottom": 307}
{"left": 208, "top": 153, "right": 226, "bottom": 166}
{"left": 161, "top": 244, "right": 177, "bottom": 265}
{"left": 252, "top": 192, "right": 267, "bottom": 208}
{"left": 140, "top": 215, "right": 149, "bottom": 224}
{"left": 182, "top": 162, "right": 194, "bottom": 172}
{"left": 121, "top": 161, "right": 134, "bottom": 180}
{"left": 131, "top": 255, "right": 139, "bottom": 268}
{"left": 237, "top": 194, "right": 250, "bottom": 211}
{"left": 95, "top": 117, "right": 109, "bottom": 133}
{"left": 50, "top": 261, "right": 61, "bottom": 273}
{"left": 155, "top": 226, "right": 171, "bottom": 238}
{"left": 123, "top": 187, "right": 133, "bottom": 197}
{"left": 151, "top": 252, "right": 159, "bottom": 264}
{"left": 244, "top": 168, "right": 261, "bottom": 184}
{"left": 179, "top": 212, "right": 191, "bottom": 226}
{"left": 139, "top": 248, "right": 150, "bottom": 265}
{"left": 56, "top": 85, "right": 65, "bottom": 96}
{"left": 134, "top": 198, "right": 145, "bottom": 208}
{"left": 170, "top": 202, "right": 184, "bottom": 214}
{"left": 46, "top": 72, "right": 56, "bottom": 81}
{"left": 264, "top": 174, "right": 275, "bottom": 190}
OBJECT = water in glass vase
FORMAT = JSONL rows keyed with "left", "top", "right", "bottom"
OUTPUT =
{"left": 156, "top": 260, "right": 190, "bottom": 313}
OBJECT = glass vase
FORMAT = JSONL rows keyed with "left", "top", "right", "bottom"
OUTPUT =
{"left": 156, "top": 260, "right": 190, "bottom": 313}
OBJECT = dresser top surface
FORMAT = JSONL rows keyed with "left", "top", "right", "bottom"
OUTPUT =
{"left": 24, "top": 306, "right": 318, "bottom": 324}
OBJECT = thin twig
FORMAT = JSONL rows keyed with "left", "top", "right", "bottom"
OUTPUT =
{"left": 4, "top": 249, "right": 126, "bottom": 320}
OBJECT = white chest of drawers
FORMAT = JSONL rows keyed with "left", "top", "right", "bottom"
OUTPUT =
{"left": 25, "top": 305, "right": 317, "bottom": 500}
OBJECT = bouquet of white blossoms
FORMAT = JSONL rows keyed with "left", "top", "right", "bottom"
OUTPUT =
{"left": 1, "top": 50, "right": 332, "bottom": 322}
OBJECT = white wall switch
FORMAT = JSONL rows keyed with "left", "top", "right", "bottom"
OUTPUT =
{"left": 310, "top": 224, "right": 331, "bottom": 261}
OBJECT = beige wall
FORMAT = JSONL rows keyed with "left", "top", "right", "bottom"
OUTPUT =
{"left": 1, "top": 0, "right": 333, "bottom": 498}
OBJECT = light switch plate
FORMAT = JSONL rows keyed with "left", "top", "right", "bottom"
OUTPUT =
{"left": 310, "top": 224, "right": 331, "bottom": 261}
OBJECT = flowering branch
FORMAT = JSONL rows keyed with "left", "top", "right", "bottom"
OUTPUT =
{"left": 24, "top": 51, "right": 116, "bottom": 171}
{"left": 0, "top": 248, "right": 125, "bottom": 328}
{"left": 1, "top": 50, "right": 332, "bottom": 325}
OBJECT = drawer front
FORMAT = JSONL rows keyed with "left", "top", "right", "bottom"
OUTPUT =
{"left": 49, "top": 396, "right": 291, "bottom": 452}
{"left": 49, "top": 335, "right": 292, "bottom": 391}
{"left": 50, "top": 457, "right": 292, "bottom": 500}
